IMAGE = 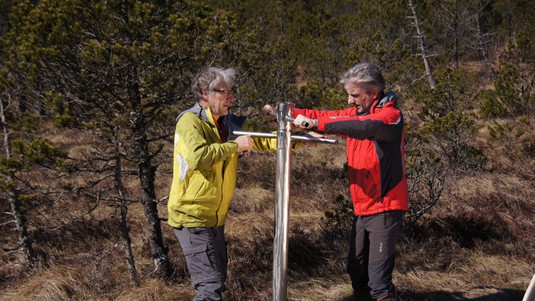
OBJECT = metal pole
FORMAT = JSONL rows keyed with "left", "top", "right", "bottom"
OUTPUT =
{"left": 523, "top": 273, "right": 535, "bottom": 301}
{"left": 273, "top": 102, "right": 293, "bottom": 301}
{"left": 233, "top": 131, "right": 338, "bottom": 144}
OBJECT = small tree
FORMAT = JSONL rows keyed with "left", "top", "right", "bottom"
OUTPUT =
{"left": 404, "top": 129, "right": 447, "bottom": 225}
{"left": 481, "top": 44, "right": 534, "bottom": 118}
{"left": 417, "top": 68, "right": 487, "bottom": 173}
{"left": 404, "top": 68, "right": 485, "bottom": 223}
{"left": 0, "top": 89, "right": 67, "bottom": 269}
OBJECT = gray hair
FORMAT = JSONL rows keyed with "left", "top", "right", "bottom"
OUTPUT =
{"left": 340, "top": 62, "right": 385, "bottom": 93}
{"left": 191, "top": 67, "right": 236, "bottom": 101}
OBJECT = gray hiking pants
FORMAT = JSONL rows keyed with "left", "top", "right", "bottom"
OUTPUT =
{"left": 174, "top": 226, "right": 227, "bottom": 301}
{"left": 347, "top": 210, "right": 404, "bottom": 300}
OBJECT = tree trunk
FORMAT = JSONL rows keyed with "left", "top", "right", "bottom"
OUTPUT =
{"left": 120, "top": 204, "right": 140, "bottom": 286}
{"left": 1, "top": 97, "right": 37, "bottom": 269}
{"left": 139, "top": 160, "right": 169, "bottom": 278}
{"left": 408, "top": 0, "right": 436, "bottom": 89}
{"left": 114, "top": 127, "right": 140, "bottom": 286}
{"left": 475, "top": 16, "right": 495, "bottom": 78}
{"left": 453, "top": 14, "right": 460, "bottom": 70}
{"left": 129, "top": 82, "right": 170, "bottom": 279}
{"left": 7, "top": 192, "right": 38, "bottom": 269}
{"left": 1, "top": 96, "right": 12, "bottom": 157}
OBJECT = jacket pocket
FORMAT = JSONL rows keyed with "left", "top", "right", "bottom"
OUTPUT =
{"left": 185, "top": 171, "right": 210, "bottom": 200}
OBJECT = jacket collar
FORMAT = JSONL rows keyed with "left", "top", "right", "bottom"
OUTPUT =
{"left": 371, "top": 91, "right": 397, "bottom": 112}
{"left": 176, "top": 102, "right": 212, "bottom": 123}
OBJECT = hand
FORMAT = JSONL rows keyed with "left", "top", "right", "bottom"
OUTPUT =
{"left": 303, "top": 131, "right": 326, "bottom": 147}
{"left": 234, "top": 135, "right": 254, "bottom": 153}
{"left": 293, "top": 114, "right": 315, "bottom": 129}
{"left": 305, "top": 131, "right": 326, "bottom": 139}
{"left": 262, "top": 104, "right": 277, "bottom": 119}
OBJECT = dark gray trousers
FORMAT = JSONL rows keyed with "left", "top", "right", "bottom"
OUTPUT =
{"left": 174, "top": 226, "right": 227, "bottom": 301}
{"left": 347, "top": 210, "right": 404, "bottom": 300}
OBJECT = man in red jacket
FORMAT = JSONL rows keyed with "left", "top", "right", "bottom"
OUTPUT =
{"left": 292, "top": 62, "right": 408, "bottom": 301}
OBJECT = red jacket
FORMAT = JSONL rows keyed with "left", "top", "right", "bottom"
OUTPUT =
{"left": 292, "top": 92, "right": 408, "bottom": 216}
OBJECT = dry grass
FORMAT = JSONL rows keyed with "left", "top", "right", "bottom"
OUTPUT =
{"left": 395, "top": 254, "right": 532, "bottom": 300}
{"left": 232, "top": 185, "right": 275, "bottom": 213}
{"left": 288, "top": 275, "right": 353, "bottom": 301}
{"left": 226, "top": 212, "right": 274, "bottom": 243}
{"left": 115, "top": 279, "right": 194, "bottom": 301}
{"left": 0, "top": 266, "right": 94, "bottom": 301}
{"left": 2, "top": 112, "right": 535, "bottom": 301}
{"left": 394, "top": 162, "right": 535, "bottom": 301}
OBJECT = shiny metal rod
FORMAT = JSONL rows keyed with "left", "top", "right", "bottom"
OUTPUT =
{"left": 239, "top": 104, "right": 336, "bottom": 300}
{"left": 523, "top": 273, "right": 535, "bottom": 301}
{"left": 233, "top": 131, "right": 338, "bottom": 144}
{"left": 269, "top": 111, "right": 308, "bottom": 128}
{"left": 273, "top": 102, "right": 293, "bottom": 301}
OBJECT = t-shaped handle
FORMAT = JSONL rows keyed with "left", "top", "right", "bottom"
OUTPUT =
{"left": 268, "top": 111, "right": 310, "bottom": 128}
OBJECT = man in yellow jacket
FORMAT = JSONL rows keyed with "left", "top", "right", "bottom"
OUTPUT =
{"left": 168, "top": 67, "right": 276, "bottom": 301}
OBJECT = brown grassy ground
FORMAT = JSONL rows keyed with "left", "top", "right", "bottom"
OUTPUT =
{"left": 1, "top": 128, "right": 534, "bottom": 301}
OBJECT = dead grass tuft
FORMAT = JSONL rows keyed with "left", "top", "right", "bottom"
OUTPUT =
{"left": 115, "top": 279, "right": 194, "bottom": 301}
{"left": 395, "top": 253, "right": 531, "bottom": 300}
{"left": 224, "top": 213, "right": 275, "bottom": 296}
{"left": 226, "top": 212, "right": 274, "bottom": 240}
{"left": 232, "top": 185, "right": 274, "bottom": 213}
{"left": 288, "top": 275, "right": 353, "bottom": 301}
{"left": 0, "top": 266, "right": 93, "bottom": 301}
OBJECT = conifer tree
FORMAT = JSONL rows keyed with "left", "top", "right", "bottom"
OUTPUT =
{"left": 0, "top": 0, "right": 68, "bottom": 271}
{"left": 0, "top": 78, "right": 67, "bottom": 270}
{"left": 4, "top": 0, "right": 248, "bottom": 279}
{"left": 0, "top": 91, "right": 38, "bottom": 269}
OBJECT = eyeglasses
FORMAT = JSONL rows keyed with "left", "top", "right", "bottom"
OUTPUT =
{"left": 212, "top": 88, "right": 235, "bottom": 95}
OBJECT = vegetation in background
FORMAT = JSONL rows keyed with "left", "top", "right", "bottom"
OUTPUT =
{"left": 1, "top": 0, "right": 534, "bottom": 300}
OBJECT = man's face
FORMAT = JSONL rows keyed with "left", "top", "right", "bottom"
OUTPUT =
{"left": 345, "top": 83, "right": 378, "bottom": 114}
{"left": 204, "top": 82, "right": 234, "bottom": 119}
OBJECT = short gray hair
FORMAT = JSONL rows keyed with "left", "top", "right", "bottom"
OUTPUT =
{"left": 191, "top": 67, "right": 236, "bottom": 101}
{"left": 340, "top": 62, "right": 385, "bottom": 93}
